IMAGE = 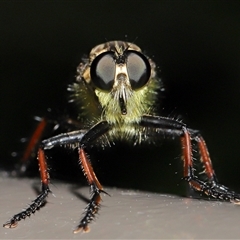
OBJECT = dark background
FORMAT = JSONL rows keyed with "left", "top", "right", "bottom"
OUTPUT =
{"left": 1, "top": 1, "right": 240, "bottom": 195}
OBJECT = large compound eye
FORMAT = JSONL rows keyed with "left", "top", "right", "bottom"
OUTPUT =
{"left": 126, "top": 51, "right": 151, "bottom": 89}
{"left": 90, "top": 52, "right": 115, "bottom": 91}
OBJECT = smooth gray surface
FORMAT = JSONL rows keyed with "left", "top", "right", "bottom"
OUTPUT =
{"left": 1, "top": 176, "right": 240, "bottom": 239}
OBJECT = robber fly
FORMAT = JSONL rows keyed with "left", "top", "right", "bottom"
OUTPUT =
{"left": 3, "top": 41, "right": 240, "bottom": 233}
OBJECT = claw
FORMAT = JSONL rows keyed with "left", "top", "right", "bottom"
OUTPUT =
{"left": 231, "top": 198, "right": 240, "bottom": 204}
{"left": 3, "top": 221, "right": 18, "bottom": 229}
{"left": 73, "top": 225, "right": 90, "bottom": 234}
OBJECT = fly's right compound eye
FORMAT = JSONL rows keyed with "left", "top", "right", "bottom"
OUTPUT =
{"left": 90, "top": 52, "right": 115, "bottom": 91}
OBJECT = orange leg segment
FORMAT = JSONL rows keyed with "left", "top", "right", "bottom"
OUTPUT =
{"left": 181, "top": 128, "right": 192, "bottom": 177}
{"left": 197, "top": 136, "right": 215, "bottom": 180}
{"left": 79, "top": 148, "right": 102, "bottom": 190}
{"left": 38, "top": 148, "right": 49, "bottom": 185}
{"left": 181, "top": 128, "right": 203, "bottom": 192}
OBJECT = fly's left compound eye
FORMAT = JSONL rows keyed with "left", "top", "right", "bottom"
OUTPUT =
{"left": 126, "top": 51, "right": 151, "bottom": 90}
{"left": 90, "top": 52, "right": 115, "bottom": 91}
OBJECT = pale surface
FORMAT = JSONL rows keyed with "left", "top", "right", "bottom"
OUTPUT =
{"left": 1, "top": 177, "right": 239, "bottom": 239}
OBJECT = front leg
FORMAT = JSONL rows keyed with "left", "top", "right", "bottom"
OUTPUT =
{"left": 74, "top": 121, "right": 110, "bottom": 233}
{"left": 73, "top": 148, "right": 106, "bottom": 233}
{"left": 3, "top": 121, "right": 110, "bottom": 233}
{"left": 182, "top": 130, "right": 240, "bottom": 202}
{"left": 140, "top": 115, "right": 240, "bottom": 202}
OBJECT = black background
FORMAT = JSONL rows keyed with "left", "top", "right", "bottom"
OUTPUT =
{"left": 1, "top": 1, "right": 240, "bottom": 195}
